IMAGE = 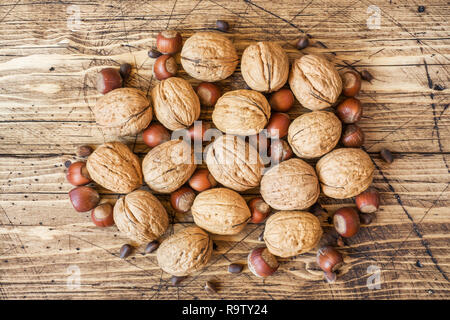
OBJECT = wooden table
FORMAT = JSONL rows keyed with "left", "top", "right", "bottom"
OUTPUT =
{"left": 0, "top": 0, "right": 449, "bottom": 300}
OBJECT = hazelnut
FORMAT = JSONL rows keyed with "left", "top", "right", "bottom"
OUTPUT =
{"left": 264, "top": 211, "right": 323, "bottom": 257}
{"left": 170, "top": 186, "right": 196, "bottom": 213}
{"left": 288, "top": 111, "right": 341, "bottom": 159}
{"left": 213, "top": 89, "right": 271, "bottom": 136}
{"left": 248, "top": 197, "right": 271, "bottom": 223}
{"left": 96, "top": 68, "right": 122, "bottom": 94}
{"left": 341, "top": 124, "right": 365, "bottom": 147}
{"left": 266, "top": 113, "right": 290, "bottom": 139}
{"left": 143, "top": 140, "right": 196, "bottom": 193}
{"left": 269, "top": 139, "right": 293, "bottom": 164}
{"left": 336, "top": 98, "right": 362, "bottom": 123}
{"left": 247, "top": 247, "right": 279, "bottom": 277}
{"left": 113, "top": 190, "right": 169, "bottom": 243}
{"left": 156, "top": 30, "right": 182, "bottom": 54}
{"left": 317, "top": 246, "right": 344, "bottom": 273}
{"left": 191, "top": 188, "right": 251, "bottom": 235}
{"left": 188, "top": 168, "right": 217, "bottom": 192}
{"left": 69, "top": 186, "right": 100, "bottom": 212}
{"left": 66, "top": 161, "right": 91, "bottom": 186}
{"left": 289, "top": 54, "right": 342, "bottom": 111}
{"left": 260, "top": 158, "right": 320, "bottom": 210}
{"left": 241, "top": 42, "right": 289, "bottom": 92}
{"left": 93, "top": 88, "right": 152, "bottom": 137}
{"left": 333, "top": 207, "right": 360, "bottom": 238}
{"left": 153, "top": 54, "right": 178, "bottom": 80}
{"left": 187, "top": 122, "right": 211, "bottom": 142}
{"left": 142, "top": 123, "right": 170, "bottom": 148}
{"left": 269, "top": 88, "right": 294, "bottom": 112}
{"left": 355, "top": 188, "right": 380, "bottom": 213}
{"left": 152, "top": 77, "right": 200, "bottom": 130}
{"left": 316, "top": 148, "right": 374, "bottom": 199}
{"left": 196, "top": 82, "right": 221, "bottom": 107}
{"left": 341, "top": 70, "right": 361, "bottom": 97}
{"left": 91, "top": 203, "right": 115, "bottom": 227}
{"left": 87, "top": 141, "right": 143, "bottom": 193}
{"left": 181, "top": 32, "right": 238, "bottom": 82}
{"left": 157, "top": 226, "right": 213, "bottom": 276}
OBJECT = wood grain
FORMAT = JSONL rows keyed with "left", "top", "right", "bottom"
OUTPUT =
{"left": 0, "top": 0, "right": 449, "bottom": 299}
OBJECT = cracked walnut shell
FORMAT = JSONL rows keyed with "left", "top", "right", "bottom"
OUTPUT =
{"left": 264, "top": 211, "right": 323, "bottom": 257}
{"left": 93, "top": 88, "right": 152, "bottom": 136}
{"left": 113, "top": 190, "right": 169, "bottom": 243}
{"left": 241, "top": 41, "right": 289, "bottom": 92}
{"left": 260, "top": 158, "right": 320, "bottom": 210}
{"left": 157, "top": 226, "right": 213, "bottom": 276}
{"left": 86, "top": 141, "right": 142, "bottom": 193}
{"left": 289, "top": 54, "right": 342, "bottom": 111}
{"left": 151, "top": 77, "right": 200, "bottom": 131}
{"left": 212, "top": 90, "right": 271, "bottom": 135}
{"left": 142, "top": 140, "right": 196, "bottom": 193}
{"left": 206, "top": 135, "right": 264, "bottom": 191}
{"left": 181, "top": 32, "right": 239, "bottom": 82}
{"left": 316, "top": 148, "right": 374, "bottom": 199}
{"left": 191, "top": 188, "right": 251, "bottom": 235}
{"left": 288, "top": 111, "right": 341, "bottom": 159}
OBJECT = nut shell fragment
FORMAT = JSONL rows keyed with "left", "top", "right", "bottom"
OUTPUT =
{"left": 113, "top": 190, "right": 169, "bottom": 243}
{"left": 191, "top": 188, "right": 251, "bottom": 235}
{"left": 151, "top": 77, "right": 200, "bottom": 130}
{"left": 264, "top": 211, "right": 323, "bottom": 257}
{"left": 86, "top": 141, "right": 142, "bottom": 193}
{"left": 260, "top": 158, "right": 319, "bottom": 210}
{"left": 288, "top": 111, "right": 341, "bottom": 158}
{"left": 142, "top": 140, "right": 196, "bottom": 193}
{"left": 289, "top": 54, "right": 342, "bottom": 110}
{"left": 157, "top": 226, "right": 213, "bottom": 276}
{"left": 316, "top": 148, "right": 375, "bottom": 199}
{"left": 93, "top": 88, "right": 152, "bottom": 136}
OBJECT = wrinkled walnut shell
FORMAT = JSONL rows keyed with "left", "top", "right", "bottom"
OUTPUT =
{"left": 93, "top": 88, "right": 152, "bottom": 136}
{"left": 151, "top": 77, "right": 200, "bottom": 130}
{"left": 289, "top": 54, "right": 342, "bottom": 111}
{"left": 206, "top": 135, "right": 264, "bottom": 191}
{"left": 241, "top": 42, "right": 289, "bottom": 92}
{"left": 113, "top": 190, "right": 169, "bottom": 243}
{"left": 264, "top": 211, "right": 323, "bottom": 257}
{"left": 260, "top": 158, "right": 320, "bottom": 210}
{"left": 181, "top": 32, "right": 239, "bottom": 82}
{"left": 142, "top": 140, "right": 196, "bottom": 193}
{"left": 212, "top": 89, "right": 271, "bottom": 135}
{"left": 191, "top": 188, "right": 251, "bottom": 235}
{"left": 316, "top": 148, "right": 375, "bottom": 199}
{"left": 288, "top": 111, "right": 341, "bottom": 158}
{"left": 157, "top": 226, "right": 213, "bottom": 276}
{"left": 86, "top": 142, "right": 142, "bottom": 193}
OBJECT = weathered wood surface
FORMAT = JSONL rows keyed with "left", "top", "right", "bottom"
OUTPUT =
{"left": 0, "top": 0, "right": 449, "bottom": 300}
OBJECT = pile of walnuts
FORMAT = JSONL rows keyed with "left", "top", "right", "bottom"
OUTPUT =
{"left": 66, "top": 26, "right": 384, "bottom": 288}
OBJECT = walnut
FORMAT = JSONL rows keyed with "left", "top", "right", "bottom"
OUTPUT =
{"left": 206, "top": 135, "right": 264, "bottom": 191}
{"left": 260, "top": 158, "right": 319, "bottom": 210}
{"left": 151, "top": 77, "right": 200, "bottom": 131}
{"left": 181, "top": 32, "right": 239, "bottom": 82}
{"left": 316, "top": 148, "right": 374, "bottom": 199}
{"left": 191, "top": 188, "right": 251, "bottom": 235}
{"left": 264, "top": 211, "right": 323, "bottom": 257}
{"left": 212, "top": 90, "right": 271, "bottom": 135}
{"left": 288, "top": 111, "right": 341, "bottom": 158}
{"left": 86, "top": 141, "right": 142, "bottom": 193}
{"left": 157, "top": 226, "right": 213, "bottom": 276}
{"left": 289, "top": 54, "right": 342, "bottom": 111}
{"left": 241, "top": 42, "right": 289, "bottom": 92}
{"left": 142, "top": 140, "right": 196, "bottom": 193}
{"left": 93, "top": 88, "right": 152, "bottom": 136}
{"left": 113, "top": 190, "right": 169, "bottom": 243}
